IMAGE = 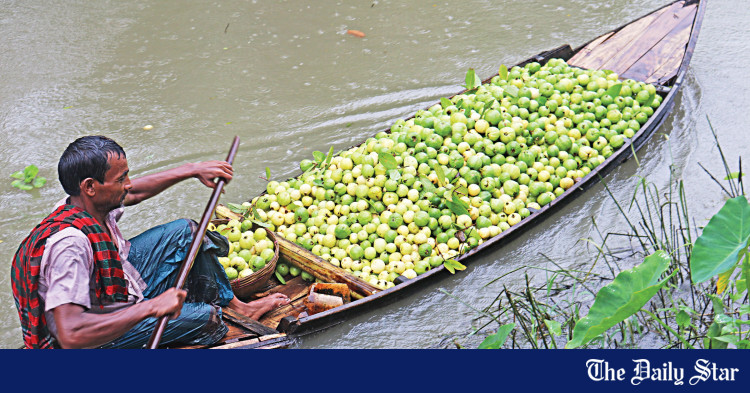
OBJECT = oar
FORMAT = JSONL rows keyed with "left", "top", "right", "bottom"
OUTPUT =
{"left": 146, "top": 136, "right": 240, "bottom": 349}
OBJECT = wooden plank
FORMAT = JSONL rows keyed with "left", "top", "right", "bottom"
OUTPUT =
{"left": 211, "top": 333, "right": 294, "bottom": 349}
{"left": 259, "top": 297, "right": 307, "bottom": 329}
{"left": 276, "top": 236, "right": 380, "bottom": 297}
{"left": 568, "top": 1, "right": 681, "bottom": 71}
{"left": 222, "top": 307, "right": 279, "bottom": 336}
{"left": 621, "top": 5, "right": 695, "bottom": 82}
{"left": 643, "top": 21, "right": 697, "bottom": 83}
{"left": 602, "top": 3, "right": 696, "bottom": 75}
{"left": 251, "top": 275, "right": 311, "bottom": 301}
{"left": 568, "top": 32, "right": 614, "bottom": 65}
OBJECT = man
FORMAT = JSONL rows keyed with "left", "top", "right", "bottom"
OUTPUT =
{"left": 11, "top": 135, "right": 289, "bottom": 349}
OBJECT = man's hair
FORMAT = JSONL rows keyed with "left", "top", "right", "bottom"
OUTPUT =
{"left": 58, "top": 136, "right": 126, "bottom": 196}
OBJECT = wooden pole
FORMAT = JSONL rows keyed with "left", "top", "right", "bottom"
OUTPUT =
{"left": 146, "top": 136, "right": 240, "bottom": 349}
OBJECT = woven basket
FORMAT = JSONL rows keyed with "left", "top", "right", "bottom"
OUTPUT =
{"left": 213, "top": 219, "right": 278, "bottom": 299}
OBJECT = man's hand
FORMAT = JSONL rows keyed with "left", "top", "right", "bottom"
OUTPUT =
{"left": 125, "top": 161, "right": 234, "bottom": 206}
{"left": 190, "top": 161, "right": 233, "bottom": 190}
{"left": 148, "top": 287, "right": 187, "bottom": 320}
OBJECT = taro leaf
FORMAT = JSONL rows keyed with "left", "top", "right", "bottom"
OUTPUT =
{"left": 440, "top": 97, "right": 452, "bottom": 109}
{"left": 725, "top": 171, "right": 744, "bottom": 180}
{"left": 606, "top": 83, "right": 622, "bottom": 99}
{"left": 690, "top": 196, "right": 750, "bottom": 284}
{"left": 545, "top": 319, "right": 562, "bottom": 337}
{"left": 434, "top": 164, "right": 446, "bottom": 187}
{"left": 478, "top": 323, "right": 515, "bottom": 349}
{"left": 378, "top": 151, "right": 398, "bottom": 171}
{"left": 10, "top": 171, "right": 24, "bottom": 180}
{"left": 498, "top": 64, "right": 509, "bottom": 81}
{"left": 312, "top": 151, "right": 325, "bottom": 163}
{"left": 504, "top": 85, "right": 519, "bottom": 98}
{"left": 717, "top": 267, "right": 733, "bottom": 295}
{"left": 265, "top": 167, "right": 271, "bottom": 181}
{"left": 275, "top": 271, "right": 286, "bottom": 285}
{"left": 742, "top": 257, "right": 750, "bottom": 295}
{"left": 566, "top": 251, "right": 673, "bottom": 349}
{"left": 23, "top": 165, "right": 39, "bottom": 182}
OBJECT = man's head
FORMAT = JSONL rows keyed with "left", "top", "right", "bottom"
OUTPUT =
{"left": 58, "top": 136, "right": 131, "bottom": 210}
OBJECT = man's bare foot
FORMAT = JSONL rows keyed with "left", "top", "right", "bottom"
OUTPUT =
{"left": 228, "top": 293, "right": 290, "bottom": 320}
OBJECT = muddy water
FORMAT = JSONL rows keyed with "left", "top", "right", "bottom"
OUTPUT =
{"left": 0, "top": 0, "right": 746, "bottom": 349}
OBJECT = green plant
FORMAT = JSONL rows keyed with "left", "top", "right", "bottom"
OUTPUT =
{"left": 10, "top": 165, "right": 46, "bottom": 191}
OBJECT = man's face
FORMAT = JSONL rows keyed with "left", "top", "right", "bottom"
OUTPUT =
{"left": 94, "top": 153, "right": 131, "bottom": 212}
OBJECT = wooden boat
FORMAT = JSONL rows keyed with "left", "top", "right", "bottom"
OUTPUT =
{"left": 176, "top": 0, "right": 705, "bottom": 349}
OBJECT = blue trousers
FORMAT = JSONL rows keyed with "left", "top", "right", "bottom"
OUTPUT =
{"left": 98, "top": 219, "right": 234, "bottom": 349}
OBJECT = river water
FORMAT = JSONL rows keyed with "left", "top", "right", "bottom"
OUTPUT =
{"left": 0, "top": 0, "right": 746, "bottom": 349}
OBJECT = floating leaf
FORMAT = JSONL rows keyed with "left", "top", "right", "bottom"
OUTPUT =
{"left": 606, "top": 83, "right": 622, "bottom": 99}
{"left": 32, "top": 176, "right": 46, "bottom": 188}
{"left": 498, "top": 64, "right": 509, "bottom": 81}
{"left": 478, "top": 323, "right": 515, "bottom": 349}
{"left": 11, "top": 180, "right": 24, "bottom": 189}
{"left": 690, "top": 196, "right": 750, "bottom": 284}
{"left": 544, "top": 319, "right": 562, "bottom": 337}
{"left": 440, "top": 97, "right": 452, "bottom": 109}
{"left": 566, "top": 251, "right": 673, "bottom": 348}
{"left": 18, "top": 183, "right": 33, "bottom": 191}
{"left": 23, "top": 165, "right": 39, "bottom": 182}
{"left": 378, "top": 151, "right": 397, "bottom": 171}
{"left": 725, "top": 171, "right": 744, "bottom": 180}
{"left": 10, "top": 171, "right": 24, "bottom": 180}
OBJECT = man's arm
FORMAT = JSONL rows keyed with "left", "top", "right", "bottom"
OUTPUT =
{"left": 124, "top": 161, "right": 233, "bottom": 206}
{"left": 52, "top": 288, "right": 186, "bottom": 349}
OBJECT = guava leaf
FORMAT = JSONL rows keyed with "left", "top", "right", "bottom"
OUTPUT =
{"left": 387, "top": 169, "right": 401, "bottom": 182}
{"left": 566, "top": 251, "right": 673, "bottom": 349}
{"left": 323, "top": 146, "right": 334, "bottom": 166}
{"left": 434, "top": 165, "right": 446, "bottom": 187}
{"left": 251, "top": 219, "right": 269, "bottom": 228}
{"left": 482, "top": 100, "right": 493, "bottom": 115}
{"left": 445, "top": 197, "right": 469, "bottom": 217}
{"left": 503, "top": 85, "right": 519, "bottom": 98}
{"left": 227, "top": 203, "right": 250, "bottom": 214}
{"left": 275, "top": 271, "right": 286, "bottom": 285}
{"left": 606, "top": 83, "right": 622, "bottom": 99}
{"left": 498, "top": 64, "right": 509, "bottom": 81}
{"left": 265, "top": 167, "right": 271, "bottom": 181}
{"left": 464, "top": 68, "right": 481, "bottom": 91}
{"left": 478, "top": 323, "right": 515, "bottom": 349}
{"left": 690, "top": 196, "right": 750, "bottom": 284}
{"left": 23, "top": 165, "right": 39, "bottom": 182}
{"left": 10, "top": 171, "right": 24, "bottom": 180}
{"left": 378, "top": 151, "right": 397, "bottom": 171}
{"left": 419, "top": 176, "right": 435, "bottom": 194}
{"left": 312, "top": 151, "right": 325, "bottom": 163}
{"left": 643, "top": 92, "right": 656, "bottom": 108}
{"left": 440, "top": 97, "right": 452, "bottom": 109}
{"left": 32, "top": 176, "right": 46, "bottom": 188}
